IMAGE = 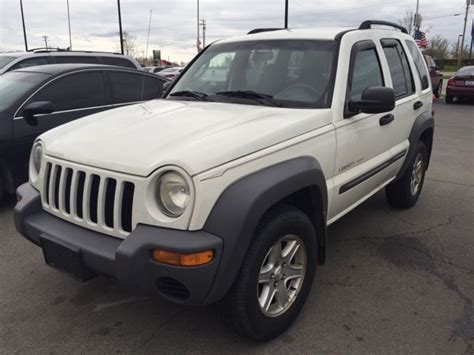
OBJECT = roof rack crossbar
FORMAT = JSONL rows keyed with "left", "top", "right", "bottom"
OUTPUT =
{"left": 359, "top": 20, "right": 408, "bottom": 34}
{"left": 248, "top": 28, "right": 285, "bottom": 35}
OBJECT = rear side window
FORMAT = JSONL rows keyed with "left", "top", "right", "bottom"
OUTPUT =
{"left": 29, "top": 71, "right": 106, "bottom": 111}
{"left": 349, "top": 47, "right": 384, "bottom": 101}
{"left": 9, "top": 57, "right": 49, "bottom": 71}
{"left": 101, "top": 57, "right": 136, "bottom": 69}
{"left": 381, "top": 40, "right": 415, "bottom": 98}
{"left": 405, "top": 41, "right": 429, "bottom": 90}
{"left": 108, "top": 71, "right": 162, "bottom": 104}
{"left": 54, "top": 56, "right": 98, "bottom": 64}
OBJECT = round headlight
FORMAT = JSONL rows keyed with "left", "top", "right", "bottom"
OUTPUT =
{"left": 156, "top": 171, "right": 190, "bottom": 217}
{"left": 32, "top": 142, "right": 43, "bottom": 174}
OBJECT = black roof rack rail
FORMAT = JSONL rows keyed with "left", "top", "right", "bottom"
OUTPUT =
{"left": 359, "top": 20, "right": 408, "bottom": 34}
{"left": 248, "top": 28, "right": 285, "bottom": 35}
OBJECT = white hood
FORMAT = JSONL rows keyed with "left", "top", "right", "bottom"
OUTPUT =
{"left": 41, "top": 99, "right": 332, "bottom": 177}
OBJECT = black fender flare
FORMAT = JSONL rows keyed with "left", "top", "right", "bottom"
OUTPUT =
{"left": 397, "top": 111, "right": 434, "bottom": 180}
{"left": 202, "top": 156, "right": 328, "bottom": 304}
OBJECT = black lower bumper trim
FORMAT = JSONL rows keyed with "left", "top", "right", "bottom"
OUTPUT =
{"left": 14, "top": 183, "right": 223, "bottom": 305}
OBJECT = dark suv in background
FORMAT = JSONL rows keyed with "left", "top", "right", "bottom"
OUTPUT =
{"left": 0, "top": 64, "right": 168, "bottom": 200}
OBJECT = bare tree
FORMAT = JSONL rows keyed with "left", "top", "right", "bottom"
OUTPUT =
{"left": 424, "top": 35, "right": 450, "bottom": 60}
{"left": 398, "top": 10, "right": 419, "bottom": 36}
{"left": 116, "top": 32, "right": 138, "bottom": 57}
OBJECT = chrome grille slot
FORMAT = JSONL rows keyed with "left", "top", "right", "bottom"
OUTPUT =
{"left": 40, "top": 159, "right": 136, "bottom": 237}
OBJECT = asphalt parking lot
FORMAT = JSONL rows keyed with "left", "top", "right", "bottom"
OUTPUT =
{"left": 1, "top": 99, "right": 473, "bottom": 354}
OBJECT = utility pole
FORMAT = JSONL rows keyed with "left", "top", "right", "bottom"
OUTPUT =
{"left": 145, "top": 9, "right": 153, "bottom": 62}
{"left": 414, "top": 0, "right": 421, "bottom": 36}
{"left": 42, "top": 36, "right": 49, "bottom": 49}
{"left": 470, "top": 18, "right": 473, "bottom": 59}
{"left": 117, "top": 0, "right": 124, "bottom": 54}
{"left": 458, "top": 0, "right": 471, "bottom": 67}
{"left": 284, "top": 0, "right": 289, "bottom": 29}
{"left": 197, "top": 0, "right": 200, "bottom": 52}
{"left": 67, "top": 0, "right": 72, "bottom": 50}
{"left": 20, "top": 0, "right": 28, "bottom": 51}
{"left": 200, "top": 19, "right": 206, "bottom": 48}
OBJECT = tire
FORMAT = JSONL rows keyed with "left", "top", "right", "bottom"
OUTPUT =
{"left": 385, "top": 141, "right": 427, "bottom": 209}
{"left": 446, "top": 95, "right": 454, "bottom": 104}
{"left": 434, "top": 80, "right": 442, "bottom": 98}
{"left": 220, "top": 205, "right": 317, "bottom": 341}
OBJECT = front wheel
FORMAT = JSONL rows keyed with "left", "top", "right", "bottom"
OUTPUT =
{"left": 220, "top": 205, "right": 317, "bottom": 341}
{"left": 385, "top": 141, "right": 427, "bottom": 208}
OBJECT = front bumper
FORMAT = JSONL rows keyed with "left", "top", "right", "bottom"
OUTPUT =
{"left": 14, "top": 183, "right": 223, "bottom": 306}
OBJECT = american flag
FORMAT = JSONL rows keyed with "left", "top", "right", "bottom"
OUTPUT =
{"left": 414, "top": 30, "right": 428, "bottom": 49}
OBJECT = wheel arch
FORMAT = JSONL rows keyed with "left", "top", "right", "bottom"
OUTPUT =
{"left": 202, "top": 156, "right": 328, "bottom": 304}
{"left": 397, "top": 111, "right": 434, "bottom": 180}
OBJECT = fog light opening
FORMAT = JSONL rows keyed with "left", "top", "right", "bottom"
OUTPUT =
{"left": 152, "top": 249, "right": 214, "bottom": 266}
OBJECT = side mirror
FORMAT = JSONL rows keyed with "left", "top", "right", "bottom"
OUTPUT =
{"left": 349, "top": 87, "right": 395, "bottom": 115}
{"left": 22, "top": 101, "right": 54, "bottom": 126}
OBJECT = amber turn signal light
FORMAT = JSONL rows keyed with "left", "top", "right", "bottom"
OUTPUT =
{"left": 152, "top": 249, "right": 214, "bottom": 266}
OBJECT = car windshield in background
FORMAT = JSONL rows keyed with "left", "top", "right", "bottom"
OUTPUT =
{"left": 169, "top": 39, "right": 337, "bottom": 108}
{"left": 0, "top": 72, "right": 48, "bottom": 111}
{"left": 457, "top": 66, "right": 474, "bottom": 76}
{"left": 0, "top": 56, "right": 17, "bottom": 69}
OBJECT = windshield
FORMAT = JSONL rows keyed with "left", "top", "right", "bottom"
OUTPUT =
{"left": 457, "top": 66, "right": 474, "bottom": 76}
{"left": 0, "top": 72, "right": 48, "bottom": 111}
{"left": 0, "top": 56, "right": 17, "bottom": 69}
{"left": 169, "top": 39, "right": 337, "bottom": 108}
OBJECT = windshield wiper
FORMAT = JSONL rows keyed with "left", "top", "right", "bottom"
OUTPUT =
{"left": 215, "top": 90, "right": 282, "bottom": 107}
{"left": 170, "top": 90, "right": 209, "bottom": 101}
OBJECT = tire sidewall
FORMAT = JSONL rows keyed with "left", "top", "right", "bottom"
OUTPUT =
{"left": 238, "top": 208, "right": 318, "bottom": 340}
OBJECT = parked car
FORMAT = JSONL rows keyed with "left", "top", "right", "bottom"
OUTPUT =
{"left": 423, "top": 55, "right": 443, "bottom": 98}
{"left": 446, "top": 65, "right": 474, "bottom": 103}
{"left": 158, "top": 66, "right": 184, "bottom": 80}
{"left": 0, "top": 50, "right": 141, "bottom": 74}
{"left": 15, "top": 21, "right": 434, "bottom": 341}
{"left": 0, "top": 64, "right": 168, "bottom": 200}
{"left": 144, "top": 66, "right": 167, "bottom": 74}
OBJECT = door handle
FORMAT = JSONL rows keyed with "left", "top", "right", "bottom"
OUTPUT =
{"left": 414, "top": 101, "right": 423, "bottom": 110}
{"left": 379, "top": 114, "right": 394, "bottom": 126}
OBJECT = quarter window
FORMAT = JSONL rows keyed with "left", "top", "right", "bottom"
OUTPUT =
{"left": 349, "top": 48, "right": 384, "bottom": 101}
{"left": 405, "top": 41, "right": 429, "bottom": 90}
{"left": 29, "top": 71, "right": 106, "bottom": 111}
{"left": 382, "top": 41, "right": 415, "bottom": 98}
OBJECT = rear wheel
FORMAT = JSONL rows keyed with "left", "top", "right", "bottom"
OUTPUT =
{"left": 0, "top": 174, "right": 4, "bottom": 202}
{"left": 385, "top": 141, "right": 427, "bottom": 208}
{"left": 220, "top": 205, "right": 317, "bottom": 341}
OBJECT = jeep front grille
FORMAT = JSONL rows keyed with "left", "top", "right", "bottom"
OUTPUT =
{"left": 42, "top": 161, "right": 135, "bottom": 235}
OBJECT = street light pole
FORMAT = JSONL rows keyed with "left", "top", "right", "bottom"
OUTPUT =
{"left": 145, "top": 9, "right": 153, "bottom": 61}
{"left": 284, "top": 0, "right": 289, "bottom": 29}
{"left": 20, "top": 0, "right": 28, "bottom": 51}
{"left": 117, "top": 0, "right": 124, "bottom": 54}
{"left": 457, "top": 0, "right": 471, "bottom": 67}
{"left": 67, "top": 0, "right": 72, "bottom": 50}
{"left": 414, "top": 0, "right": 420, "bottom": 36}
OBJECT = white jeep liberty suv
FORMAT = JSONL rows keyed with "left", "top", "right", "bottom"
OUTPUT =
{"left": 15, "top": 20, "right": 434, "bottom": 340}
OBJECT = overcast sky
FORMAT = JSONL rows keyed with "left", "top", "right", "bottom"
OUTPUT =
{"left": 0, "top": 0, "right": 472, "bottom": 62}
